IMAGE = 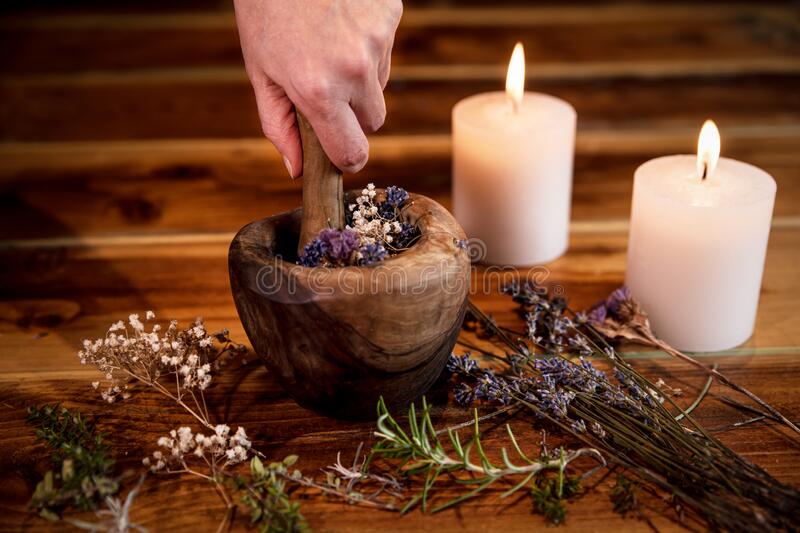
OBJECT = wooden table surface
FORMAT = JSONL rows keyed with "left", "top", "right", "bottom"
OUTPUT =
{"left": 1, "top": 1, "right": 799, "bottom": 531}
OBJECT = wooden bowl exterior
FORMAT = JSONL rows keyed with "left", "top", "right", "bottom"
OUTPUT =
{"left": 228, "top": 192, "right": 470, "bottom": 419}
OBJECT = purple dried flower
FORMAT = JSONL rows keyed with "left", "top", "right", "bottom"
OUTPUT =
{"left": 358, "top": 243, "right": 387, "bottom": 266}
{"left": 570, "top": 419, "right": 587, "bottom": 433}
{"left": 587, "top": 286, "right": 633, "bottom": 324}
{"left": 473, "top": 370, "right": 512, "bottom": 405}
{"left": 385, "top": 186, "right": 409, "bottom": 207}
{"left": 606, "top": 286, "right": 632, "bottom": 315}
{"left": 590, "top": 421, "right": 606, "bottom": 439}
{"left": 297, "top": 238, "right": 328, "bottom": 267}
{"left": 586, "top": 304, "right": 607, "bottom": 325}
{"left": 377, "top": 202, "right": 395, "bottom": 220}
{"left": 534, "top": 376, "right": 575, "bottom": 419}
{"left": 377, "top": 187, "right": 410, "bottom": 220}
{"left": 614, "top": 368, "right": 656, "bottom": 408}
{"left": 534, "top": 356, "right": 605, "bottom": 394}
{"left": 454, "top": 382, "right": 475, "bottom": 406}
{"left": 319, "top": 228, "right": 359, "bottom": 261}
{"left": 447, "top": 353, "right": 479, "bottom": 374}
{"left": 393, "top": 222, "right": 419, "bottom": 249}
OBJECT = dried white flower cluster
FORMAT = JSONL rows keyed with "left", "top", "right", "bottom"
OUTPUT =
{"left": 144, "top": 425, "right": 252, "bottom": 472}
{"left": 348, "top": 183, "right": 405, "bottom": 248}
{"left": 78, "top": 311, "right": 245, "bottom": 404}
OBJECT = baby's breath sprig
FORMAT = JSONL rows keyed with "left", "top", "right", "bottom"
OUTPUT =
{"left": 370, "top": 397, "right": 604, "bottom": 515}
{"left": 142, "top": 424, "right": 253, "bottom": 502}
{"left": 76, "top": 313, "right": 405, "bottom": 532}
{"left": 78, "top": 312, "right": 246, "bottom": 430}
{"left": 78, "top": 313, "right": 262, "bottom": 531}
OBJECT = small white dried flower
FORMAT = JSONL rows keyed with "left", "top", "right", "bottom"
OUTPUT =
{"left": 128, "top": 314, "right": 144, "bottom": 332}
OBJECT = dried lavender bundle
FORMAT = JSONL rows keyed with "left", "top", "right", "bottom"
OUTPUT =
{"left": 451, "top": 284, "right": 800, "bottom": 531}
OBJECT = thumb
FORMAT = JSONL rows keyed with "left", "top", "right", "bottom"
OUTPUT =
{"left": 252, "top": 77, "right": 302, "bottom": 178}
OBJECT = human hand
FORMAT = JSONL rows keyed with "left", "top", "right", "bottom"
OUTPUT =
{"left": 234, "top": 0, "right": 402, "bottom": 178}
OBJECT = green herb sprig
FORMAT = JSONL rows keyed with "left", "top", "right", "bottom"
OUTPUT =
{"left": 27, "top": 404, "right": 119, "bottom": 521}
{"left": 370, "top": 397, "right": 604, "bottom": 516}
{"left": 235, "top": 455, "right": 308, "bottom": 533}
{"left": 530, "top": 461, "right": 581, "bottom": 526}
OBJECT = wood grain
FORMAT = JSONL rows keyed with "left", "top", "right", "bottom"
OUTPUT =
{"left": 1, "top": 1, "right": 799, "bottom": 530}
{"left": 1, "top": 128, "right": 798, "bottom": 241}
{"left": 2, "top": 352, "right": 800, "bottom": 532}
{"left": 1, "top": 69, "right": 799, "bottom": 141}
{"left": 1, "top": 228, "right": 798, "bottom": 529}
{"left": 1, "top": 5, "right": 797, "bottom": 73}
{"left": 1, "top": 229, "right": 798, "bottom": 368}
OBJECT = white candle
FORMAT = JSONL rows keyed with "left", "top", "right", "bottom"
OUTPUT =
{"left": 452, "top": 43, "right": 576, "bottom": 265}
{"left": 626, "top": 121, "right": 776, "bottom": 352}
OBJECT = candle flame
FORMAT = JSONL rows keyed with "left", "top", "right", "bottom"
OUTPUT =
{"left": 505, "top": 42, "right": 525, "bottom": 112}
{"left": 696, "top": 119, "right": 720, "bottom": 180}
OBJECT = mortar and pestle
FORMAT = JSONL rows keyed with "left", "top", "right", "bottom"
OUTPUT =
{"left": 229, "top": 113, "right": 470, "bottom": 419}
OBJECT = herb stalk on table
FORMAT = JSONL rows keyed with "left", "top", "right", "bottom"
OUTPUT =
{"left": 449, "top": 283, "right": 800, "bottom": 531}
{"left": 587, "top": 286, "right": 800, "bottom": 435}
{"left": 369, "top": 396, "right": 604, "bottom": 516}
{"left": 77, "top": 313, "right": 402, "bottom": 532}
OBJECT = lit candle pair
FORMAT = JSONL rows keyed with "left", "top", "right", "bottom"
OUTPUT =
{"left": 451, "top": 43, "right": 776, "bottom": 352}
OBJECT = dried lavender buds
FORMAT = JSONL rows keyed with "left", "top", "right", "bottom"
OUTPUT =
{"left": 298, "top": 184, "right": 420, "bottom": 267}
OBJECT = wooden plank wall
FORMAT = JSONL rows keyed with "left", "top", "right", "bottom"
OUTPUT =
{"left": 0, "top": 1, "right": 799, "bottom": 531}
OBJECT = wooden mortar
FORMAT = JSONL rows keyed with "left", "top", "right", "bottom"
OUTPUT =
{"left": 229, "top": 113, "right": 470, "bottom": 419}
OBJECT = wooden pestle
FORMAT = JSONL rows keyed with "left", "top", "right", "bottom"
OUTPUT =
{"left": 296, "top": 111, "right": 344, "bottom": 256}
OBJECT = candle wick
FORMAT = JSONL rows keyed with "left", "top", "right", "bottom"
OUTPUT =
{"left": 701, "top": 162, "right": 708, "bottom": 181}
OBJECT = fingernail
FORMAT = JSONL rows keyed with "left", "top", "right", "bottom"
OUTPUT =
{"left": 282, "top": 156, "right": 294, "bottom": 179}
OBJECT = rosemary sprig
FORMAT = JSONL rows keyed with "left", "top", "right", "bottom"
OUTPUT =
{"left": 370, "top": 396, "right": 604, "bottom": 516}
